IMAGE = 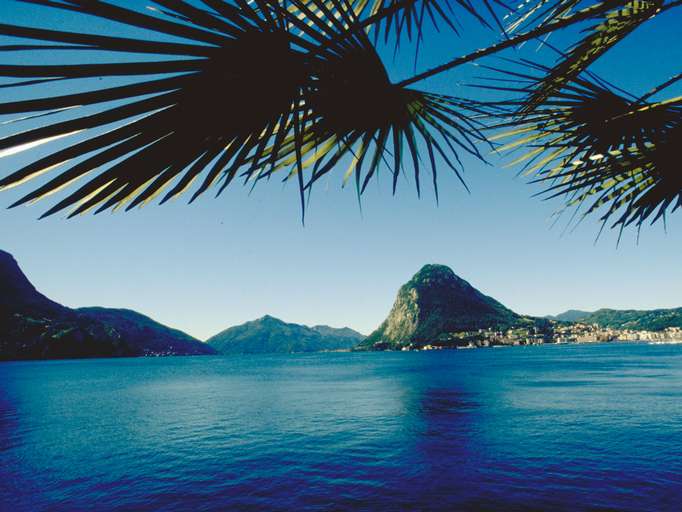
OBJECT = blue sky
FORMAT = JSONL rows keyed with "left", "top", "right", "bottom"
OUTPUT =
{"left": 1, "top": 1, "right": 681, "bottom": 339}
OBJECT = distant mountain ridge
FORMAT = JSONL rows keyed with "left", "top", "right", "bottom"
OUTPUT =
{"left": 546, "top": 310, "right": 593, "bottom": 323}
{"left": 358, "top": 264, "right": 523, "bottom": 349}
{"left": 5, "top": 247, "right": 680, "bottom": 360}
{"left": 79, "top": 307, "right": 215, "bottom": 356}
{"left": 0, "top": 250, "right": 215, "bottom": 360}
{"left": 550, "top": 308, "right": 682, "bottom": 331}
{"left": 207, "top": 315, "right": 365, "bottom": 354}
{"left": 311, "top": 324, "right": 364, "bottom": 340}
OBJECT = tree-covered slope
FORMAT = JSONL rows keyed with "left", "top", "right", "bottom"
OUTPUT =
{"left": 359, "top": 265, "right": 521, "bottom": 349}
{"left": 546, "top": 310, "right": 593, "bottom": 323}
{"left": 579, "top": 308, "right": 682, "bottom": 331}
{"left": 548, "top": 307, "right": 682, "bottom": 330}
{"left": 0, "top": 250, "right": 214, "bottom": 360}
{"left": 207, "top": 315, "right": 364, "bottom": 354}
{"left": 79, "top": 307, "right": 216, "bottom": 356}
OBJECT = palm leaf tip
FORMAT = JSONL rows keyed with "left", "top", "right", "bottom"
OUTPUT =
{"left": 0, "top": 0, "right": 489, "bottom": 216}
{"left": 503, "top": 0, "right": 583, "bottom": 33}
{"left": 592, "top": 122, "right": 682, "bottom": 229}
{"left": 351, "top": 0, "right": 509, "bottom": 46}
{"left": 277, "top": 32, "right": 489, "bottom": 199}
{"left": 519, "top": 0, "right": 662, "bottom": 114}
{"left": 488, "top": 68, "right": 682, "bottom": 230}
{"left": 0, "top": 1, "right": 311, "bottom": 217}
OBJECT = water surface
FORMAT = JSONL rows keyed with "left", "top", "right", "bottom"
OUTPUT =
{"left": 2, "top": 343, "right": 681, "bottom": 511}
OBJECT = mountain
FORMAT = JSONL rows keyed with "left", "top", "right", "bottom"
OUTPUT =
{"left": 311, "top": 324, "right": 365, "bottom": 340}
{"left": 78, "top": 307, "right": 216, "bottom": 356}
{"left": 546, "top": 310, "right": 592, "bottom": 322}
{"left": 0, "top": 250, "right": 215, "bottom": 360}
{"left": 207, "top": 315, "right": 365, "bottom": 354}
{"left": 0, "top": 250, "right": 65, "bottom": 317}
{"left": 358, "top": 264, "right": 522, "bottom": 349}
{"left": 547, "top": 307, "right": 682, "bottom": 330}
{"left": 574, "top": 308, "right": 682, "bottom": 331}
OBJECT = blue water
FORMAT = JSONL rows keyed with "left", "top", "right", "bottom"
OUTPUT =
{"left": 1, "top": 343, "right": 682, "bottom": 511}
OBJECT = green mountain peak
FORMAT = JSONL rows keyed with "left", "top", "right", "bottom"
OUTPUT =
{"left": 358, "top": 264, "right": 520, "bottom": 349}
{"left": 207, "top": 316, "right": 365, "bottom": 354}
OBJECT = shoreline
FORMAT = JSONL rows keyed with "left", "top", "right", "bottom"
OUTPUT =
{"left": 5, "top": 339, "right": 682, "bottom": 363}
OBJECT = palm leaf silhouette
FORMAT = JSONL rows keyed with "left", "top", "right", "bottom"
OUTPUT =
{"left": 0, "top": 0, "right": 489, "bottom": 219}
{"left": 488, "top": 63, "right": 682, "bottom": 230}
{"left": 258, "top": 28, "right": 490, "bottom": 204}
{"left": 519, "top": 0, "right": 661, "bottom": 113}
{"left": 0, "top": 0, "right": 316, "bottom": 216}
{"left": 352, "top": 0, "right": 509, "bottom": 43}
{"left": 1, "top": 0, "right": 681, "bottom": 235}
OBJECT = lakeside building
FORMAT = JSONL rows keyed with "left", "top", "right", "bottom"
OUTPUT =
{"left": 391, "top": 325, "right": 682, "bottom": 351}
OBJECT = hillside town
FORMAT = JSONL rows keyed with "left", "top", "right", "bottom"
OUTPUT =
{"left": 550, "top": 323, "right": 682, "bottom": 344}
{"left": 400, "top": 323, "right": 682, "bottom": 351}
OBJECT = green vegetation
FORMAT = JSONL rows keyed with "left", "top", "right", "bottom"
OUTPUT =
{"left": 547, "top": 310, "right": 594, "bottom": 323}
{"left": 207, "top": 315, "right": 365, "bottom": 354}
{"left": 358, "top": 264, "right": 523, "bottom": 350}
{"left": 357, "top": 264, "right": 682, "bottom": 351}
{"left": 0, "top": 250, "right": 215, "bottom": 360}
{"left": 5, "top": 248, "right": 682, "bottom": 359}
{"left": 79, "top": 307, "right": 217, "bottom": 356}
{"left": 564, "top": 308, "right": 682, "bottom": 331}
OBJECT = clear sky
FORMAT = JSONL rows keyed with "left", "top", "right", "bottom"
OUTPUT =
{"left": 1, "top": 1, "right": 681, "bottom": 340}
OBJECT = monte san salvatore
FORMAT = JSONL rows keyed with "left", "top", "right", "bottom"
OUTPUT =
{"left": 357, "top": 265, "right": 682, "bottom": 351}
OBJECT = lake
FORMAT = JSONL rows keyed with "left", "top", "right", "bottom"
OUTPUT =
{"left": 1, "top": 343, "right": 682, "bottom": 511}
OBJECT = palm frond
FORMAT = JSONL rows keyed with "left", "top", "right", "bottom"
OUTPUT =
{"left": 0, "top": 0, "right": 489, "bottom": 218}
{"left": 504, "top": 0, "right": 584, "bottom": 33}
{"left": 251, "top": 29, "right": 490, "bottom": 202}
{"left": 357, "top": 0, "right": 510, "bottom": 43}
{"left": 0, "top": 0, "right": 315, "bottom": 217}
{"left": 519, "top": 0, "right": 661, "bottom": 113}
{"left": 560, "top": 126, "right": 682, "bottom": 231}
{"left": 291, "top": 0, "right": 509, "bottom": 49}
{"left": 487, "top": 65, "right": 682, "bottom": 230}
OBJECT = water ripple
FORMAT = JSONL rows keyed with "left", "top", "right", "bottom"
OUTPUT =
{"left": 1, "top": 343, "right": 682, "bottom": 511}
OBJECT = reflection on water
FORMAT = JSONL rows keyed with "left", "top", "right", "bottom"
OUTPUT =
{"left": 1, "top": 343, "right": 682, "bottom": 511}
{"left": 419, "top": 389, "right": 479, "bottom": 416}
